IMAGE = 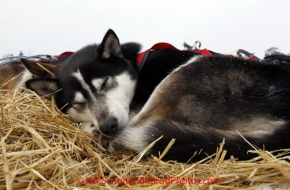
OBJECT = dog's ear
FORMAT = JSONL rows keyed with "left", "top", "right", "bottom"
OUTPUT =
{"left": 99, "top": 29, "right": 123, "bottom": 59}
{"left": 21, "top": 59, "right": 60, "bottom": 78}
{"left": 26, "top": 78, "right": 60, "bottom": 99}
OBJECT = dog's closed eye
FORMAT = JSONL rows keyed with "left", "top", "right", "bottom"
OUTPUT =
{"left": 101, "top": 77, "right": 110, "bottom": 90}
{"left": 72, "top": 102, "right": 87, "bottom": 110}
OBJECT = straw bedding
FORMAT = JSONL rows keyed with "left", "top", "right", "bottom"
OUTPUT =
{"left": 1, "top": 89, "right": 290, "bottom": 190}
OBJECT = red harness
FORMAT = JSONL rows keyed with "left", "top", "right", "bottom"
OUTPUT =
{"left": 54, "top": 51, "right": 74, "bottom": 59}
{"left": 136, "top": 42, "right": 213, "bottom": 70}
{"left": 52, "top": 43, "right": 213, "bottom": 70}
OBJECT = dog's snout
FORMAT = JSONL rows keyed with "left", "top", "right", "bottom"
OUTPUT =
{"left": 100, "top": 116, "right": 118, "bottom": 136}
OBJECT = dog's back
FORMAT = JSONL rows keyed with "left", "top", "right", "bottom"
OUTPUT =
{"left": 132, "top": 49, "right": 200, "bottom": 108}
{"left": 116, "top": 55, "right": 290, "bottom": 162}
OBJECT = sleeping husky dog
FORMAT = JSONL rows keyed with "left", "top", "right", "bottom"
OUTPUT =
{"left": 26, "top": 29, "right": 290, "bottom": 162}
{"left": 26, "top": 29, "right": 141, "bottom": 136}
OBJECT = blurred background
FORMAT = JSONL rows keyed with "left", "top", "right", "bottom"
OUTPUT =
{"left": 1, "top": 0, "right": 289, "bottom": 59}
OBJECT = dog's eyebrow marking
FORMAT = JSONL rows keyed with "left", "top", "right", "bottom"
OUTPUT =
{"left": 72, "top": 70, "right": 97, "bottom": 104}
{"left": 92, "top": 78, "right": 104, "bottom": 90}
{"left": 74, "top": 91, "right": 86, "bottom": 103}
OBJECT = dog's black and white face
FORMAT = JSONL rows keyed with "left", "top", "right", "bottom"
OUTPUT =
{"left": 26, "top": 29, "right": 141, "bottom": 137}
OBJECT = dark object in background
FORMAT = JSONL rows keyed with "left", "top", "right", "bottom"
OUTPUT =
{"left": 264, "top": 47, "right": 290, "bottom": 65}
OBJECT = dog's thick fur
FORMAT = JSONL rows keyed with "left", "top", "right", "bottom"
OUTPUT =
{"left": 115, "top": 56, "right": 290, "bottom": 161}
{"left": 26, "top": 29, "right": 290, "bottom": 162}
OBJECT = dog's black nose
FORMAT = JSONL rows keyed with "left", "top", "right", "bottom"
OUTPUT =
{"left": 99, "top": 116, "right": 118, "bottom": 136}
